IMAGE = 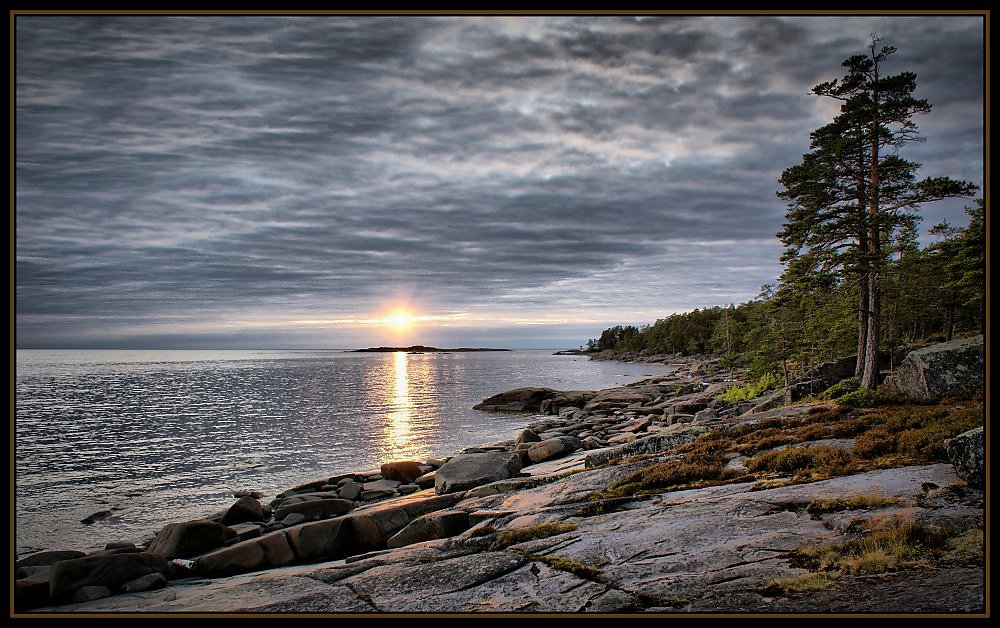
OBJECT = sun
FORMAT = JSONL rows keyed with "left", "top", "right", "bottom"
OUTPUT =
{"left": 385, "top": 309, "right": 414, "bottom": 332}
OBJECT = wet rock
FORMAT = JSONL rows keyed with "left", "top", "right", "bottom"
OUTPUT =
{"left": 49, "top": 552, "right": 169, "bottom": 602}
{"left": 386, "top": 510, "right": 471, "bottom": 548}
{"left": 381, "top": 461, "right": 424, "bottom": 484}
{"left": 527, "top": 436, "right": 583, "bottom": 463}
{"left": 147, "top": 520, "right": 238, "bottom": 560}
{"left": 883, "top": 335, "right": 984, "bottom": 399}
{"left": 80, "top": 510, "right": 113, "bottom": 525}
{"left": 946, "top": 426, "right": 984, "bottom": 488}
{"left": 434, "top": 451, "right": 523, "bottom": 494}
{"left": 221, "top": 495, "right": 265, "bottom": 526}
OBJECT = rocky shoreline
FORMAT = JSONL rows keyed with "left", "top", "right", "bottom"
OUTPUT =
{"left": 14, "top": 338, "right": 986, "bottom": 615}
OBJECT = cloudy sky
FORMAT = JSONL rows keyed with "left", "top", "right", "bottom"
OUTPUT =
{"left": 15, "top": 13, "right": 985, "bottom": 349}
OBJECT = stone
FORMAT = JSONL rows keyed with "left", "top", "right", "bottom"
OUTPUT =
{"left": 946, "top": 426, "right": 984, "bottom": 488}
{"left": 607, "top": 433, "right": 637, "bottom": 444}
{"left": 273, "top": 498, "right": 354, "bottom": 522}
{"left": 361, "top": 489, "right": 397, "bottom": 500}
{"left": 80, "top": 510, "right": 113, "bottom": 525}
{"left": 386, "top": 510, "right": 471, "bottom": 548}
{"left": 104, "top": 541, "right": 138, "bottom": 551}
{"left": 883, "top": 336, "right": 984, "bottom": 399}
{"left": 15, "top": 577, "right": 51, "bottom": 611}
{"left": 233, "top": 489, "right": 266, "bottom": 499}
{"left": 49, "top": 552, "right": 169, "bottom": 602}
{"left": 514, "top": 429, "right": 542, "bottom": 446}
{"left": 285, "top": 517, "right": 351, "bottom": 562}
{"left": 527, "top": 436, "right": 583, "bottom": 463}
{"left": 398, "top": 484, "right": 421, "bottom": 494}
{"left": 280, "top": 513, "right": 307, "bottom": 527}
{"left": 221, "top": 495, "right": 265, "bottom": 525}
{"left": 381, "top": 461, "right": 424, "bottom": 484}
{"left": 16, "top": 550, "right": 86, "bottom": 568}
{"left": 473, "top": 387, "right": 560, "bottom": 413}
{"left": 120, "top": 572, "right": 167, "bottom": 593}
{"left": 338, "top": 481, "right": 363, "bottom": 500}
{"left": 363, "top": 478, "right": 401, "bottom": 492}
{"left": 414, "top": 471, "right": 436, "bottom": 488}
{"left": 666, "top": 413, "right": 695, "bottom": 425}
{"left": 72, "top": 585, "right": 112, "bottom": 603}
{"left": 434, "top": 451, "right": 523, "bottom": 494}
{"left": 197, "top": 531, "right": 296, "bottom": 576}
{"left": 228, "top": 522, "right": 263, "bottom": 541}
{"left": 146, "top": 520, "right": 238, "bottom": 559}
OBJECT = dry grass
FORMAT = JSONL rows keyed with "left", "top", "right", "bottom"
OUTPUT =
{"left": 762, "top": 572, "right": 838, "bottom": 596}
{"left": 805, "top": 494, "right": 900, "bottom": 514}
{"left": 489, "top": 522, "right": 578, "bottom": 550}
{"left": 520, "top": 551, "right": 604, "bottom": 580}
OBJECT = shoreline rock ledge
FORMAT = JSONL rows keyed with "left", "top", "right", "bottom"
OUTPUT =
{"left": 15, "top": 342, "right": 985, "bottom": 615}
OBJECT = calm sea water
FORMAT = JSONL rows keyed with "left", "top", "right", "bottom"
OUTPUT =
{"left": 15, "top": 349, "right": 668, "bottom": 555}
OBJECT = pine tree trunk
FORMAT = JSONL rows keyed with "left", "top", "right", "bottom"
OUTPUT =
{"left": 856, "top": 272, "right": 869, "bottom": 377}
{"left": 862, "top": 270, "right": 880, "bottom": 389}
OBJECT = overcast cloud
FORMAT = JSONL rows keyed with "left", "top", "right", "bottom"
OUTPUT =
{"left": 15, "top": 14, "right": 985, "bottom": 349}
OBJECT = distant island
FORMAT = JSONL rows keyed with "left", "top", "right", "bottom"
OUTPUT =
{"left": 353, "top": 346, "right": 511, "bottom": 353}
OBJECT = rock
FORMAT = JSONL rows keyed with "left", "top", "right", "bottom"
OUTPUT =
{"left": 585, "top": 427, "right": 707, "bottom": 468}
{"left": 363, "top": 478, "right": 401, "bottom": 492}
{"left": 273, "top": 498, "right": 354, "bottom": 522}
{"left": 338, "top": 481, "right": 363, "bottom": 500}
{"left": 147, "top": 520, "right": 238, "bottom": 559}
{"left": 233, "top": 489, "right": 266, "bottom": 499}
{"left": 16, "top": 550, "right": 86, "bottom": 568}
{"left": 221, "top": 495, "right": 265, "bottom": 525}
{"left": 526, "top": 436, "right": 583, "bottom": 463}
{"left": 72, "top": 585, "right": 112, "bottom": 603}
{"left": 284, "top": 517, "right": 352, "bottom": 562}
{"left": 361, "top": 489, "right": 397, "bottom": 500}
{"left": 515, "top": 429, "right": 542, "bottom": 446}
{"left": 228, "top": 522, "right": 263, "bottom": 542}
{"left": 607, "top": 433, "right": 638, "bottom": 444}
{"left": 398, "top": 484, "right": 421, "bottom": 494}
{"left": 414, "top": 471, "right": 436, "bottom": 488}
{"left": 946, "top": 426, "right": 984, "bottom": 488}
{"left": 197, "top": 531, "right": 296, "bottom": 576}
{"left": 49, "top": 552, "right": 168, "bottom": 602}
{"left": 104, "top": 541, "right": 137, "bottom": 551}
{"left": 15, "top": 577, "right": 51, "bottom": 611}
{"left": 666, "top": 413, "right": 695, "bottom": 425}
{"left": 386, "top": 510, "right": 471, "bottom": 548}
{"left": 280, "top": 513, "right": 307, "bottom": 527}
{"left": 473, "top": 387, "right": 560, "bottom": 413}
{"left": 799, "top": 354, "right": 858, "bottom": 389}
{"left": 120, "top": 572, "right": 167, "bottom": 593}
{"left": 381, "top": 461, "right": 425, "bottom": 484}
{"left": 80, "top": 510, "right": 113, "bottom": 525}
{"left": 882, "top": 336, "right": 984, "bottom": 399}
{"left": 435, "top": 452, "right": 523, "bottom": 494}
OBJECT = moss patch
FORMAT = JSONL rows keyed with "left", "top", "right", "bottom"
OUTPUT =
{"left": 805, "top": 494, "right": 901, "bottom": 515}
{"left": 762, "top": 572, "right": 838, "bottom": 596}
{"left": 520, "top": 551, "right": 603, "bottom": 580}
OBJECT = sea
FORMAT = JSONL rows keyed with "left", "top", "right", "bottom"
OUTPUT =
{"left": 14, "top": 348, "right": 669, "bottom": 556}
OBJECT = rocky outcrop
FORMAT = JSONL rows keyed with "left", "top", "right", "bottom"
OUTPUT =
{"left": 434, "top": 452, "right": 523, "bottom": 494}
{"left": 473, "top": 387, "right": 560, "bottom": 413}
{"left": 584, "top": 426, "right": 707, "bottom": 468}
{"left": 946, "top": 426, "right": 984, "bottom": 488}
{"left": 882, "top": 335, "right": 984, "bottom": 399}
{"left": 527, "top": 436, "right": 583, "bottom": 463}
{"left": 220, "top": 496, "right": 266, "bottom": 526}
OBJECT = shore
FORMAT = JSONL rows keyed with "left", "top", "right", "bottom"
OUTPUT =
{"left": 15, "top": 341, "right": 986, "bottom": 615}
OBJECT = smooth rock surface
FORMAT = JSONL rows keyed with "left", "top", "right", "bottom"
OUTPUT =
{"left": 434, "top": 452, "right": 523, "bottom": 494}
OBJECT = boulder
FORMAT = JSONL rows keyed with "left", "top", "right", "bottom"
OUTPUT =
{"left": 49, "top": 552, "right": 169, "bottom": 602}
{"left": 146, "top": 520, "right": 238, "bottom": 559}
{"left": 386, "top": 510, "right": 471, "bottom": 548}
{"left": 527, "top": 436, "right": 583, "bottom": 464}
{"left": 273, "top": 498, "right": 354, "bottom": 522}
{"left": 72, "top": 586, "right": 112, "bottom": 603}
{"left": 946, "top": 426, "right": 984, "bottom": 488}
{"left": 434, "top": 452, "right": 523, "bottom": 494}
{"left": 220, "top": 496, "right": 265, "bottom": 525}
{"left": 284, "top": 518, "right": 351, "bottom": 562}
{"left": 799, "top": 355, "right": 858, "bottom": 389}
{"left": 197, "top": 531, "right": 296, "bottom": 576}
{"left": 882, "top": 336, "right": 984, "bottom": 399}
{"left": 338, "top": 481, "right": 363, "bottom": 500}
{"left": 363, "top": 479, "right": 402, "bottom": 492}
{"left": 473, "top": 387, "right": 559, "bottom": 413}
{"left": 381, "top": 461, "right": 424, "bottom": 484}
{"left": 15, "top": 577, "right": 51, "bottom": 611}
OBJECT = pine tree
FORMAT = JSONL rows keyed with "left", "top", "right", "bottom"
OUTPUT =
{"left": 777, "top": 35, "right": 977, "bottom": 389}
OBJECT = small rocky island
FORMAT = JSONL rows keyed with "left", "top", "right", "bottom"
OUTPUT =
{"left": 14, "top": 336, "right": 985, "bottom": 615}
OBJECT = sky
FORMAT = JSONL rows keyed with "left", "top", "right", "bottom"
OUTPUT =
{"left": 14, "top": 13, "right": 986, "bottom": 350}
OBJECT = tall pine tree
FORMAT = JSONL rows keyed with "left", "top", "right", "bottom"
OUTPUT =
{"left": 777, "top": 35, "right": 977, "bottom": 389}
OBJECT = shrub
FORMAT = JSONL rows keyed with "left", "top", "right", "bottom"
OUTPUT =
{"left": 747, "top": 445, "right": 852, "bottom": 476}
{"left": 820, "top": 377, "right": 861, "bottom": 400}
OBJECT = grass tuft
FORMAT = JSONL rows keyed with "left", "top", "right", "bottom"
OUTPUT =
{"left": 489, "top": 522, "right": 578, "bottom": 551}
